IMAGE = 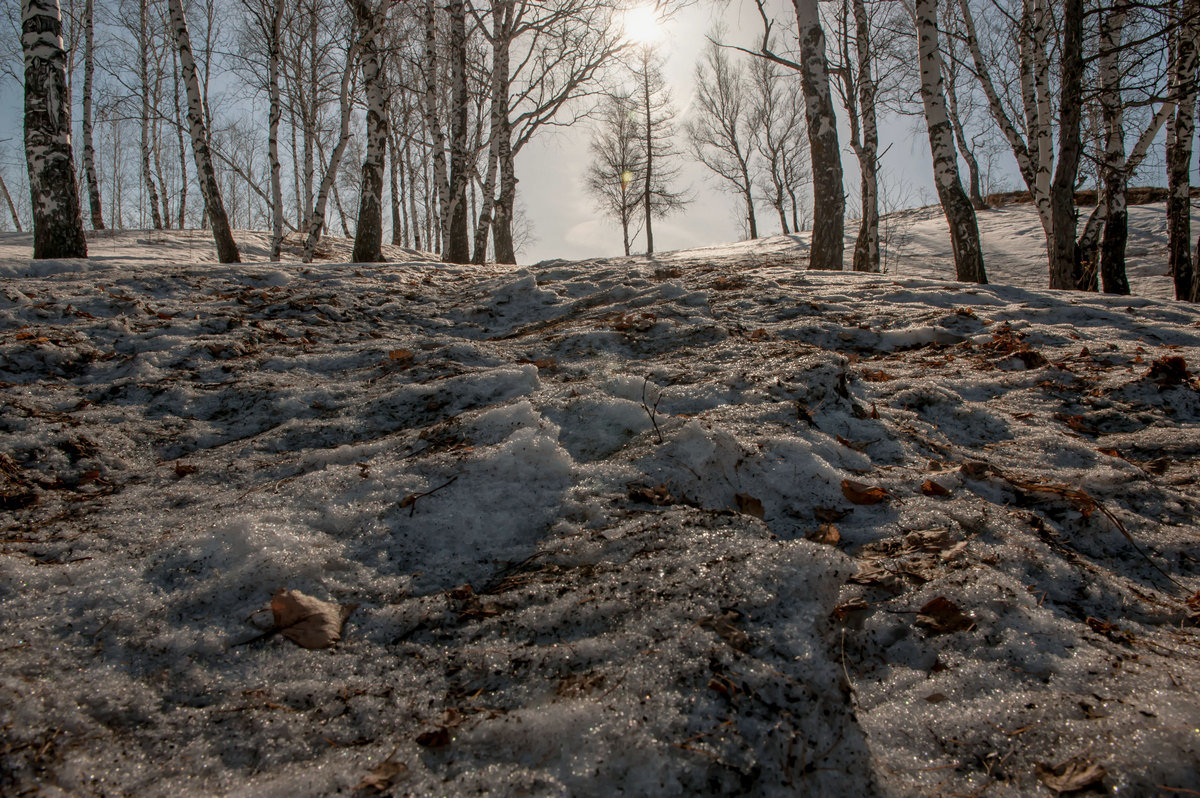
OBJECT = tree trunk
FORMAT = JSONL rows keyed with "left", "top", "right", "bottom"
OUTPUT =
{"left": 139, "top": 0, "right": 162, "bottom": 230}
{"left": 302, "top": 39, "right": 358, "bottom": 262}
{"left": 0, "top": 171, "right": 22, "bottom": 231}
{"left": 1098, "top": 0, "right": 1130, "bottom": 295}
{"left": 81, "top": 0, "right": 103, "bottom": 229}
{"left": 390, "top": 129, "right": 403, "bottom": 246}
{"left": 173, "top": 47, "right": 188, "bottom": 228}
{"left": 443, "top": 0, "right": 470, "bottom": 263}
{"left": 1048, "top": 0, "right": 1084, "bottom": 290}
{"left": 167, "top": 0, "right": 239, "bottom": 262}
{"left": 851, "top": 0, "right": 879, "bottom": 271}
{"left": 23, "top": 0, "right": 88, "bottom": 258}
{"left": 422, "top": 0, "right": 452, "bottom": 255}
{"left": 349, "top": 0, "right": 389, "bottom": 264}
{"left": 642, "top": 55, "right": 654, "bottom": 256}
{"left": 1168, "top": 0, "right": 1199, "bottom": 301}
{"left": 791, "top": 0, "right": 844, "bottom": 270}
{"left": 915, "top": 0, "right": 986, "bottom": 283}
{"left": 268, "top": 0, "right": 283, "bottom": 260}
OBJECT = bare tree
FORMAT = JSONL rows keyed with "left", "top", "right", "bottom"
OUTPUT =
{"left": 347, "top": 0, "right": 392, "bottom": 263}
{"left": 167, "top": 0, "right": 239, "bottom": 261}
{"left": 632, "top": 44, "right": 687, "bottom": 255}
{"left": 914, "top": 0, "right": 985, "bottom": 283}
{"left": 585, "top": 90, "right": 643, "bottom": 255}
{"left": 748, "top": 53, "right": 808, "bottom": 235}
{"left": 81, "top": 0, "right": 103, "bottom": 229}
{"left": 22, "top": 0, "right": 87, "bottom": 258}
{"left": 443, "top": 0, "right": 470, "bottom": 263}
{"left": 687, "top": 37, "right": 759, "bottom": 240}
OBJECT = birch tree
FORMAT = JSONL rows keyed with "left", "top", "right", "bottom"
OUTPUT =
{"left": 791, "top": 0, "right": 844, "bottom": 270}
{"left": 914, "top": 0, "right": 985, "bottom": 283}
{"left": 347, "top": 0, "right": 391, "bottom": 263}
{"left": 81, "top": 0, "right": 103, "bottom": 229}
{"left": 166, "top": 0, "right": 239, "bottom": 261}
{"left": 1167, "top": 0, "right": 1199, "bottom": 301}
{"left": 22, "top": 0, "right": 87, "bottom": 258}
{"left": 443, "top": 0, "right": 470, "bottom": 263}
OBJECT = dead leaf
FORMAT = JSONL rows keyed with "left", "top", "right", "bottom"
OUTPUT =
{"left": 915, "top": 596, "right": 975, "bottom": 633}
{"left": 1036, "top": 757, "right": 1106, "bottom": 794}
{"left": 174, "top": 463, "right": 197, "bottom": 478}
{"left": 1146, "top": 355, "right": 1190, "bottom": 387}
{"left": 356, "top": 759, "right": 408, "bottom": 792}
{"left": 387, "top": 348, "right": 415, "bottom": 363}
{"left": 860, "top": 369, "right": 893, "bottom": 382}
{"left": 832, "top": 597, "right": 869, "bottom": 621}
{"left": 924, "top": 693, "right": 948, "bottom": 703}
{"left": 269, "top": 589, "right": 357, "bottom": 649}
{"left": 806, "top": 523, "right": 841, "bottom": 546}
{"left": 836, "top": 435, "right": 868, "bottom": 452}
{"left": 629, "top": 484, "right": 675, "bottom": 506}
{"left": 415, "top": 728, "right": 451, "bottom": 748}
{"left": 1054, "top": 413, "right": 1099, "bottom": 436}
{"left": 734, "top": 493, "right": 765, "bottom": 518}
{"left": 920, "top": 479, "right": 951, "bottom": 497}
{"left": 842, "top": 479, "right": 888, "bottom": 505}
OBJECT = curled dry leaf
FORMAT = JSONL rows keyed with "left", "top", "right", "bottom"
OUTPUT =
{"left": 920, "top": 479, "right": 951, "bottom": 497}
{"left": 915, "top": 596, "right": 975, "bottom": 634}
{"left": 628, "top": 484, "right": 675, "bottom": 506}
{"left": 841, "top": 479, "right": 888, "bottom": 505}
{"left": 270, "top": 589, "right": 357, "bottom": 649}
{"left": 1035, "top": 757, "right": 1106, "bottom": 794}
{"left": 356, "top": 759, "right": 408, "bottom": 792}
{"left": 806, "top": 523, "right": 841, "bottom": 546}
{"left": 699, "top": 611, "right": 751, "bottom": 652}
{"left": 734, "top": 493, "right": 765, "bottom": 519}
{"left": 415, "top": 728, "right": 451, "bottom": 748}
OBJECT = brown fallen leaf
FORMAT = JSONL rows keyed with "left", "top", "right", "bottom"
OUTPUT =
{"left": 806, "top": 523, "right": 841, "bottom": 546}
{"left": 1035, "top": 757, "right": 1106, "bottom": 794}
{"left": 734, "top": 493, "right": 765, "bottom": 519}
{"left": 387, "top": 348, "right": 414, "bottom": 363}
{"left": 920, "top": 479, "right": 951, "bottom": 497}
{"left": 815, "top": 506, "right": 850, "bottom": 523}
{"left": 356, "top": 759, "right": 408, "bottom": 792}
{"left": 832, "top": 597, "right": 869, "bottom": 621}
{"left": 842, "top": 479, "right": 888, "bottom": 505}
{"left": 270, "top": 589, "right": 357, "bottom": 649}
{"left": 699, "top": 611, "right": 752, "bottom": 651}
{"left": 415, "top": 728, "right": 451, "bottom": 748}
{"left": 629, "top": 484, "right": 675, "bottom": 506}
{"left": 859, "top": 369, "right": 893, "bottom": 382}
{"left": 1146, "top": 355, "right": 1190, "bottom": 387}
{"left": 924, "top": 693, "right": 948, "bottom": 703}
{"left": 836, "top": 435, "right": 868, "bottom": 452}
{"left": 915, "top": 596, "right": 975, "bottom": 633}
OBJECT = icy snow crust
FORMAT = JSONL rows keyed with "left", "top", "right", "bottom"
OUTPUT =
{"left": 2, "top": 210, "right": 1200, "bottom": 796}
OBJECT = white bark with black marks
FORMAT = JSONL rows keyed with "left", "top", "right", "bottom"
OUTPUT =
{"left": 81, "top": 0, "right": 103, "bottom": 230}
{"left": 1168, "top": 0, "right": 1199, "bottom": 301}
{"left": 915, "top": 0, "right": 985, "bottom": 283}
{"left": 791, "top": 0, "right": 844, "bottom": 270}
{"left": 348, "top": 0, "right": 391, "bottom": 264}
{"left": 167, "top": 0, "right": 240, "bottom": 262}
{"left": 22, "top": 0, "right": 87, "bottom": 258}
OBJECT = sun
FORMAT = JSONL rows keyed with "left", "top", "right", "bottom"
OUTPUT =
{"left": 623, "top": 5, "right": 663, "bottom": 45}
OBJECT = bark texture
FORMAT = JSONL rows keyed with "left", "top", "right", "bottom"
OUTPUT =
{"left": 1048, "top": 0, "right": 1084, "bottom": 290}
{"left": 349, "top": 0, "right": 390, "bottom": 264}
{"left": 1168, "top": 0, "right": 1199, "bottom": 301}
{"left": 915, "top": 0, "right": 986, "bottom": 283}
{"left": 167, "top": 0, "right": 240, "bottom": 262}
{"left": 22, "top": 0, "right": 88, "bottom": 258}
{"left": 443, "top": 0, "right": 471, "bottom": 263}
{"left": 81, "top": 0, "right": 103, "bottom": 230}
{"left": 792, "top": 0, "right": 844, "bottom": 270}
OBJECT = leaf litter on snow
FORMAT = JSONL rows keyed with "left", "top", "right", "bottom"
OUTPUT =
{"left": 1, "top": 215, "right": 1200, "bottom": 796}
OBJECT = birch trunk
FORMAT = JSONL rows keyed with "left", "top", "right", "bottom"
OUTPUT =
{"left": 492, "top": 31, "right": 516, "bottom": 264}
{"left": 302, "top": 42, "right": 358, "bottom": 262}
{"left": 349, "top": 0, "right": 389, "bottom": 264}
{"left": 23, "top": 0, "right": 87, "bottom": 258}
{"left": 791, "top": 0, "right": 844, "bottom": 270}
{"left": 139, "top": 0, "right": 163, "bottom": 230}
{"left": 851, "top": 0, "right": 879, "bottom": 271}
{"left": 1098, "top": 0, "right": 1130, "bottom": 295}
{"left": 268, "top": 0, "right": 283, "bottom": 260}
{"left": 0, "top": 171, "right": 22, "bottom": 231}
{"left": 1030, "top": 0, "right": 1054, "bottom": 237}
{"left": 81, "top": 0, "right": 103, "bottom": 229}
{"left": 390, "top": 130, "right": 402, "bottom": 246}
{"left": 173, "top": 47, "right": 188, "bottom": 227}
{"left": 167, "top": 0, "right": 239, "bottom": 262}
{"left": 422, "top": 0, "right": 451, "bottom": 254}
{"left": 443, "top": 0, "right": 471, "bottom": 263}
{"left": 915, "top": 0, "right": 986, "bottom": 283}
{"left": 1168, "top": 0, "right": 1199, "bottom": 301}
{"left": 642, "top": 55, "right": 655, "bottom": 256}
{"left": 1048, "top": 0, "right": 1084, "bottom": 290}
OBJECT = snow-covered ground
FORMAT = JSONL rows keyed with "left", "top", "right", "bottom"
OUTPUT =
{"left": 2, "top": 202, "right": 1199, "bottom": 796}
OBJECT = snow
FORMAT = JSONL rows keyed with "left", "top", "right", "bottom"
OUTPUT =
{"left": 2, "top": 203, "right": 1200, "bottom": 795}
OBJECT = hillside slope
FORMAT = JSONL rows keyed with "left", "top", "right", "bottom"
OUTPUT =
{"left": 1, "top": 208, "right": 1199, "bottom": 795}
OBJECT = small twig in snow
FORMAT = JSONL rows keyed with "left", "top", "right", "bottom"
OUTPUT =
{"left": 399, "top": 475, "right": 459, "bottom": 517}
{"left": 642, "top": 376, "right": 664, "bottom": 444}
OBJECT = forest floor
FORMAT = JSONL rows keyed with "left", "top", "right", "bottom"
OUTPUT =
{"left": 2, "top": 202, "right": 1200, "bottom": 796}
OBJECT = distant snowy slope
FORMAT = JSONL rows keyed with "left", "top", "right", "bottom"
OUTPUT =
{"left": 1, "top": 211, "right": 1199, "bottom": 796}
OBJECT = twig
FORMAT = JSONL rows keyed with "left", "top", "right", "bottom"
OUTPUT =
{"left": 400, "top": 475, "right": 459, "bottom": 517}
{"left": 642, "top": 376, "right": 664, "bottom": 444}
